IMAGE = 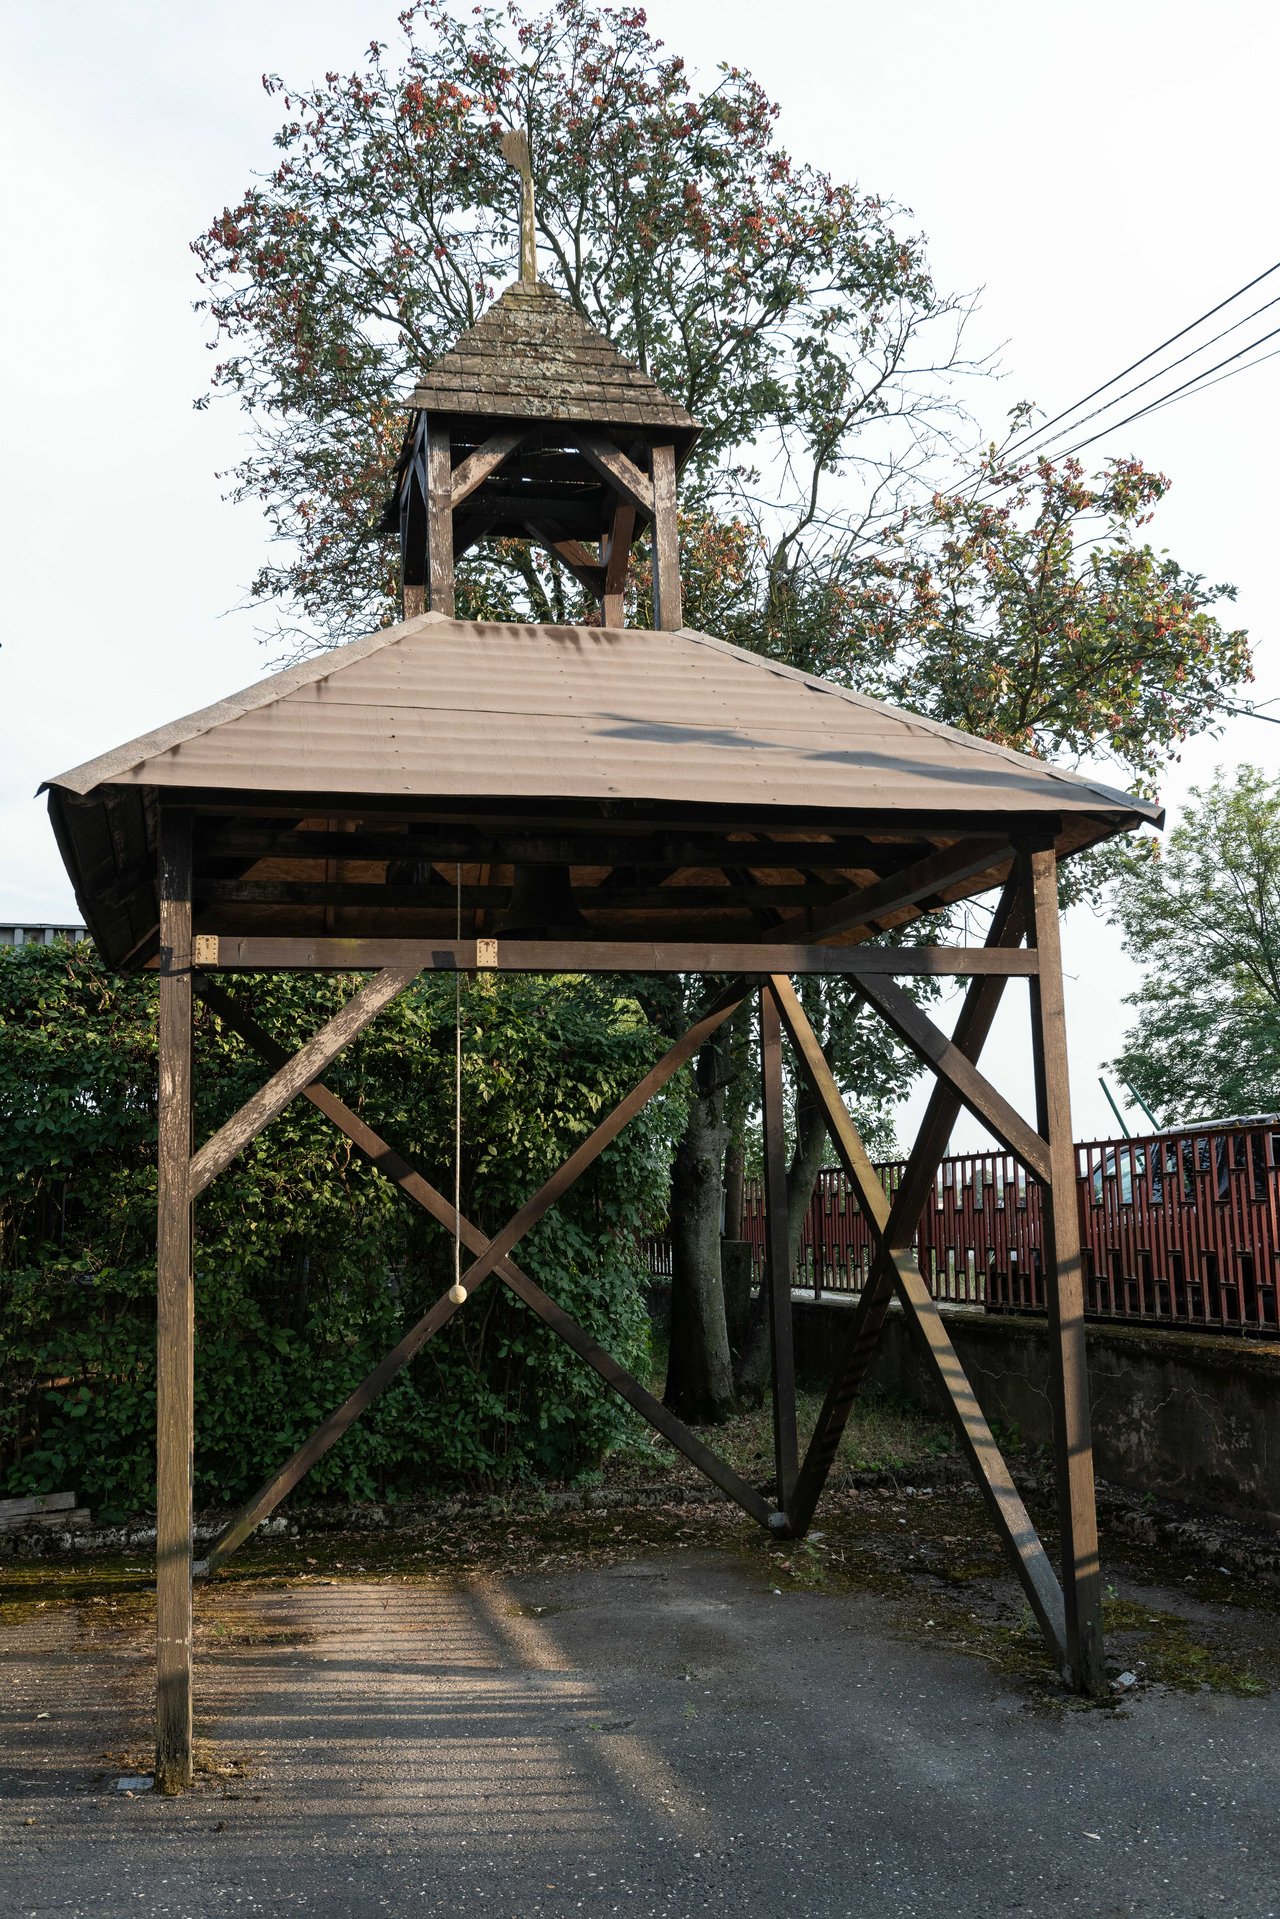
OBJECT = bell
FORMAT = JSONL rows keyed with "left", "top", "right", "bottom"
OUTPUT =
{"left": 493, "top": 862, "right": 590, "bottom": 938}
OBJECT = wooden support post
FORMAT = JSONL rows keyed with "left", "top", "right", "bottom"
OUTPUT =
{"left": 425, "top": 418, "right": 455, "bottom": 615}
{"left": 1022, "top": 844, "right": 1106, "bottom": 1696}
{"left": 650, "top": 444, "right": 682, "bottom": 631}
{"left": 602, "top": 501, "right": 635, "bottom": 626}
{"left": 155, "top": 810, "right": 194, "bottom": 1794}
{"left": 759, "top": 986, "right": 798, "bottom": 1520}
{"left": 400, "top": 419, "right": 428, "bottom": 621}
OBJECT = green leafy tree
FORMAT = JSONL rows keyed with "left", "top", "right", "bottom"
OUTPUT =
{"left": 0, "top": 943, "right": 680, "bottom": 1517}
{"left": 1107, "top": 766, "right": 1280, "bottom": 1123}
{"left": 867, "top": 442, "right": 1251, "bottom": 799}
{"left": 192, "top": 0, "right": 978, "bottom": 647}
{"left": 191, "top": 4, "right": 1254, "bottom": 1423}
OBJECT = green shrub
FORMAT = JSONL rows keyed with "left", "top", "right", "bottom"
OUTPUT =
{"left": 0, "top": 943, "right": 681, "bottom": 1519}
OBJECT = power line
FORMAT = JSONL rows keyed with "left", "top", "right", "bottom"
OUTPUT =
{"left": 1032, "top": 319, "right": 1280, "bottom": 467}
{"left": 994, "top": 257, "right": 1280, "bottom": 463}
{"left": 832, "top": 258, "right": 1280, "bottom": 566}
{"left": 1008, "top": 289, "right": 1280, "bottom": 468}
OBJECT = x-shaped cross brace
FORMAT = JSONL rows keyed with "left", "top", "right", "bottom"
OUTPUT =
{"left": 184, "top": 855, "right": 1097, "bottom": 1692}
{"left": 193, "top": 973, "right": 772, "bottom": 1575}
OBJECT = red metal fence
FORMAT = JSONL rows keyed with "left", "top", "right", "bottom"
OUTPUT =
{"left": 731, "top": 1122, "right": 1280, "bottom": 1335}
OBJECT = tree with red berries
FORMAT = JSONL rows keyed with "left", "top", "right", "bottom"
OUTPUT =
{"left": 196, "top": 2, "right": 1251, "bottom": 1426}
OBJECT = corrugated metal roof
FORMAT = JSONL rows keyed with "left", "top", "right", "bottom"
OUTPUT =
{"left": 46, "top": 613, "right": 1161, "bottom": 823}
{"left": 405, "top": 280, "right": 697, "bottom": 432}
{"left": 44, "top": 612, "right": 1162, "bottom": 969}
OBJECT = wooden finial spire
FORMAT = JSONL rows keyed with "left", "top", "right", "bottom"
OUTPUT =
{"left": 500, "top": 129, "right": 538, "bottom": 283}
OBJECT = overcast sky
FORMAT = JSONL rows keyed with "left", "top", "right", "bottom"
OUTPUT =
{"left": 2, "top": 0, "right": 1276, "bottom": 1146}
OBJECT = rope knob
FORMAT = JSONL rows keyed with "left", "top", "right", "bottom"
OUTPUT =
{"left": 448, "top": 1283, "right": 467, "bottom": 1305}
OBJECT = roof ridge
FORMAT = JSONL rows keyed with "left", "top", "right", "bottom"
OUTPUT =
{"left": 43, "top": 613, "right": 447, "bottom": 797}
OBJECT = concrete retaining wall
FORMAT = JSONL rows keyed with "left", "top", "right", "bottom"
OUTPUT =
{"left": 790, "top": 1298, "right": 1280, "bottom": 1527}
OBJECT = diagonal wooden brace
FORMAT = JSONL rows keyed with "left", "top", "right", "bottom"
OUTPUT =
{"left": 189, "top": 967, "right": 422, "bottom": 1197}
{"left": 197, "top": 977, "right": 758, "bottom": 1570}
{"left": 786, "top": 885, "right": 1025, "bottom": 1521}
{"left": 767, "top": 971, "right": 1067, "bottom": 1671}
{"left": 850, "top": 970, "right": 1051, "bottom": 1184}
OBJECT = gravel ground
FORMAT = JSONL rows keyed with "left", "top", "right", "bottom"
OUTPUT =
{"left": 3, "top": 1529, "right": 1279, "bottom": 1919}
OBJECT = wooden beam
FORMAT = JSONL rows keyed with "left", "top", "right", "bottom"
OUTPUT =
{"left": 196, "top": 978, "right": 750, "bottom": 1561}
{"left": 882, "top": 887, "right": 1029, "bottom": 1237}
{"left": 198, "top": 827, "right": 932, "bottom": 870}
{"left": 785, "top": 882, "right": 1026, "bottom": 1518}
{"left": 765, "top": 971, "right": 1069, "bottom": 1672}
{"left": 194, "top": 980, "right": 771, "bottom": 1559}
{"left": 199, "top": 879, "right": 882, "bottom": 911}
{"left": 178, "top": 792, "right": 1087, "bottom": 836}
{"left": 650, "top": 444, "right": 682, "bottom": 631}
{"left": 571, "top": 431, "right": 655, "bottom": 515}
{"left": 491, "top": 1264, "right": 773, "bottom": 1529}
{"left": 155, "top": 810, "right": 194, "bottom": 1794}
{"left": 524, "top": 524, "right": 608, "bottom": 597}
{"left": 759, "top": 987, "right": 798, "bottom": 1516}
{"left": 190, "top": 936, "right": 1039, "bottom": 978}
{"left": 188, "top": 966, "right": 420, "bottom": 1197}
{"left": 850, "top": 971, "right": 1052, "bottom": 1184}
{"left": 425, "top": 419, "right": 454, "bottom": 615}
{"left": 449, "top": 428, "right": 529, "bottom": 509}
{"left": 1022, "top": 844, "right": 1106, "bottom": 1696}
{"left": 602, "top": 501, "right": 635, "bottom": 626}
{"left": 766, "top": 837, "right": 1013, "bottom": 945}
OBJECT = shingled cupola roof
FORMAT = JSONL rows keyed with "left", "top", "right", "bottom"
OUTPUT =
{"left": 385, "top": 132, "right": 698, "bottom": 632}
{"left": 403, "top": 277, "right": 699, "bottom": 445}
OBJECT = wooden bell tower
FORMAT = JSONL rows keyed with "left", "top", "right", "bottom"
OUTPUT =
{"left": 383, "top": 132, "right": 700, "bottom": 629}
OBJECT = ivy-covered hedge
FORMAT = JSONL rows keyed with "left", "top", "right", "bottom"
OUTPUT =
{"left": 0, "top": 943, "right": 680, "bottom": 1519}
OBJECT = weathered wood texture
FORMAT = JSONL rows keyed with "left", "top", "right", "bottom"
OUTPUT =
{"left": 1022, "top": 844, "right": 1106, "bottom": 1695}
{"left": 401, "top": 280, "right": 698, "bottom": 435}
{"left": 766, "top": 969, "right": 1069, "bottom": 1671}
{"left": 649, "top": 444, "right": 682, "bottom": 631}
{"left": 573, "top": 431, "right": 655, "bottom": 514}
{"left": 198, "top": 978, "right": 750, "bottom": 1568}
{"left": 191, "top": 936, "right": 1037, "bottom": 978}
{"left": 759, "top": 988, "right": 799, "bottom": 1516}
{"left": 450, "top": 428, "right": 529, "bottom": 508}
{"left": 188, "top": 967, "right": 421, "bottom": 1197}
{"left": 602, "top": 501, "right": 636, "bottom": 626}
{"left": 155, "top": 810, "right": 194, "bottom": 1794}
{"left": 425, "top": 421, "right": 455, "bottom": 615}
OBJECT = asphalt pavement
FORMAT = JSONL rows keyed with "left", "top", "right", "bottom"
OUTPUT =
{"left": 3, "top": 1550, "right": 1278, "bottom": 1918}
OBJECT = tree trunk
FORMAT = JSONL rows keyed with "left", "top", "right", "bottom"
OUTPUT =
{"left": 722, "top": 1135, "right": 746, "bottom": 1240}
{"left": 664, "top": 1037, "right": 736, "bottom": 1424}
{"left": 736, "top": 1086, "right": 828, "bottom": 1403}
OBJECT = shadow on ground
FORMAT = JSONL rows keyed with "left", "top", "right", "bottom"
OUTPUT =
{"left": 3, "top": 1487, "right": 1279, "bottom": 1918}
